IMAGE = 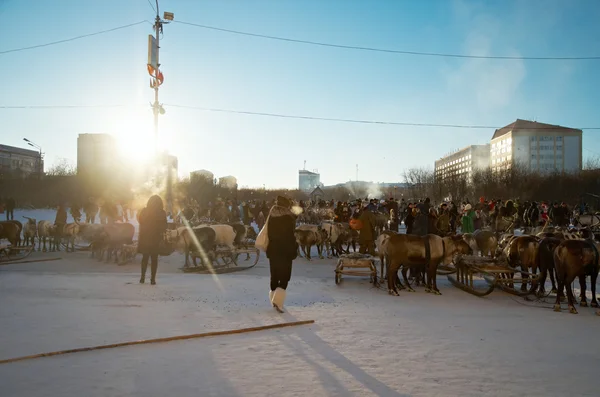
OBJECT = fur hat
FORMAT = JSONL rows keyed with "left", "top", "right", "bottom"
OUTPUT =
{"left": 276, "top": 196, "right": 291, "bottom": 208}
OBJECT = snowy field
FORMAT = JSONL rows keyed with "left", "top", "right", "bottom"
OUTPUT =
{"left": 0, "top": 209, "right": 599, "bottom": 397}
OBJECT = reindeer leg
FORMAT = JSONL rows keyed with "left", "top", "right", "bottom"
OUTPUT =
{"left": 590, "top": 271, "right": 598, "bottom": 308}
{"left": 554, "top": 275, "right": 563, "bottom": 312}
{"left": 184, "top": 248, "right": 190, "bottom": 267}
{"left": 549, "top": 268, "right": 558, "bottom": 294}
{"left": 537, "top": 268, "right": 548, "bottom": 297}
{"left": 565, "top": 275, "right": 578, "bottom": 314}
{"left": 578, "top": 275, "right": 588, "bottom": 307}
{"left": 402, "top": 266, "right": 414, "bottom": 292}
{"left": 520, "top": 265, "right": 529, "bottom": 292}
{"left": 387, "top": 263, "right": 400, "bottom": 296}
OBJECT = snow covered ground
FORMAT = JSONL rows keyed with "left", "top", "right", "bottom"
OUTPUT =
{"left": 1, "top": 210, "right": 599, "bottom": 396}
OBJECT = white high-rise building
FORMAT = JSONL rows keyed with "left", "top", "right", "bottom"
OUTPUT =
{"left": 434, "top": 144, "right": 490, "bottom": 182}
{"left": 491, "top": 119, "right": 582, "bottom": 173}
{"left": 299, "top": 169, "right": 321, "bottom": 192}
{"left": 77, "top": 133, "right": 118, "bottom": 175}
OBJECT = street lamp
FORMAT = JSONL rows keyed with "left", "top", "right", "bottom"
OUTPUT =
{"left": 23, "top": 138, "right": 43, "bottom": 179}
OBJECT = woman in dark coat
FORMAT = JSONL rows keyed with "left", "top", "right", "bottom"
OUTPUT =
{"left": 266, "top": 196, "right": 298, "bottom": 313}
{"left": 137, "top": 195, "right": 167, "bottom": 285}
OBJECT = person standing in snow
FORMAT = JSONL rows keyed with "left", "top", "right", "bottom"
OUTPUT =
{"left": 137, "top": 195, "right": 168, "bottom": 285}
{"left": 266, "top": 196, "right": 298, "bottom": 313}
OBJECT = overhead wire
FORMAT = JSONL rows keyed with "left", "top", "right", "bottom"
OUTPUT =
{"left": 0, "top": 104, "right": 145, "bottom": 109}
{"left": 146, "top": 0, "right": 156, "bottom": 14}
{"left": 2, "top": 103, "right": 600, "bottom": 130}
{"left": 174, "top": 20, "right": 600, "bottom": 61}
{"left": 0, "top": 20, "right": 151, "bottom": 55}
{"left": 162, "top": 103, "right": 600, "bottom": 130}
{"left": 2, "top": 103, "right": 599, "bottom": 130}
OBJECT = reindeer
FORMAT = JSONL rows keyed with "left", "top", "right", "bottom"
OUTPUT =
{"left": 22, "top": 216, "right": 37, "bottom": 248}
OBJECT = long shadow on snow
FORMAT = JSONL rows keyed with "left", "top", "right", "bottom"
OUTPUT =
{"left": 277, "top": 313, "right": 410, "bottom": 397}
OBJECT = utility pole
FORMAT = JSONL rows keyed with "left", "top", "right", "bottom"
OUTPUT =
{"left": 147, "top": 1, "right": 174, "bottom": 214}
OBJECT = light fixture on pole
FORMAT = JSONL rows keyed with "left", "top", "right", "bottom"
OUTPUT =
{"left": 23, "top": 138, "right": 43, "bottom": 179}
{"left": 147, "top": 1, "right": 174, "bottom": 215}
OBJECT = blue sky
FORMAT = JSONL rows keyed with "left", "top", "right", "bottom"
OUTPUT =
{"left": 2, "top": 0, "right": 600, "bottom": 188}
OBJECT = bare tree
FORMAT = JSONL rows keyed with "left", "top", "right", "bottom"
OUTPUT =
{"left": 47, "top": 158, "right": 76, "bottom": 176}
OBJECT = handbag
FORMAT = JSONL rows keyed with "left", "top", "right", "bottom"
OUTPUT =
{"left": 158, "top": 232, "right": 174, "bottom": 256}
{"left": 255, "top": 215, "right": 270, "bottom": 252}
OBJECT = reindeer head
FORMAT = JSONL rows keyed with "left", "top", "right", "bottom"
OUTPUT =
{"left": 22, "top": 216, "right": 36, "bottom": 226}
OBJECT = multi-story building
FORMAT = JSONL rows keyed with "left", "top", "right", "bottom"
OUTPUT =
{"left": 434, "top": 144, "right": 490, "bottom": 182}
{"left": 299, "top": 169, "right": 321, "bottom": 192}
{"left": 491, "top": 119, "right": 582, "bottom": 173}
{"left": 0, "top": 144, "right": 44, "bottom": 179}
{"left": 77, "top": 133, "right": 118, "bottom": 175}
{"left": 219, "top": 175, "right": 238, "bottom": 189}
{"left": 190, "top": 169, "right": 214, "bottom": 181}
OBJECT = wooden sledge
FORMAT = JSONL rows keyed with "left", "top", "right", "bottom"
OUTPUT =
{"left": 447, "top": 254, "right": 540, "bottom": 297}
{"left": 0, "top": 243, "right": 35, "bottom": 264}
{"left": 335, "top": 253, "right": 378, "bottom": 285}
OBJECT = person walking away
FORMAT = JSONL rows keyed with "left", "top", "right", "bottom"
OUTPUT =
{"left": 449, "top": 202, "right": 458, "bottom": 232}
{"left": 473, "top": 209, "right": 483, "bottom": 231}
{"left": 54, "top": 203, "right": 68, "bottom": 250}
{"left": 5, "top": 197, "right": 15, "bottom": 221}
{"left": 257, "top": 210, "right": 266, "bottom": 231}
{"left": 461, "top": 204, "right": 475, "bottom": 233}
{"left": 560, "top": 202, "right": 570, "bottom": 227}
{"left": 387, "top": 198, "right": 399, "bottom": 232}
{"left": 405, "top": 203, "right": 415, "bottom": 234}
{"left": 413, "top": 198, "right": 431, "bottom": 236}
{"left": 428, "top": 206, "right": 439, "bottom": 234}
{"left": 358, "top": 203, "right": 376, "bottom": 255}
{"left": 266, "top": 196, "right": 298, "bottom": 313}
{"left": 70, "top": 202, "right": 82, "bottom": 223}
{"left": 85, "top": 198, "right": 98, "bottom": 223}
{"left": 137, "top": 195, "right": 168, "bottom": 285}
{"left": 436, "top": 203, "right": 450, "bottom": 236}
{"left": 116, "top": 202, "right": 124, "bottom": 222}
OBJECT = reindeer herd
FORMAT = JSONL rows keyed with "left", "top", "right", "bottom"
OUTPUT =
{"left": 377, "top": 225, "right": 599, "bottom": 315}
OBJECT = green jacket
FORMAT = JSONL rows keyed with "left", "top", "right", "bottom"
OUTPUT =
{"left": 461, "top": 210, "right": 475, "bottom": 233}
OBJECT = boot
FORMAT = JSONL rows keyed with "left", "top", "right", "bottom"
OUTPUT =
{"left": 140, "top": 277, "right": 145, "bottom": 284}
{"left": 272, "top": 287, "right": 286, "bottom": 313}
{"left": 269, "top": 290, "right": 275, "bottom": 307}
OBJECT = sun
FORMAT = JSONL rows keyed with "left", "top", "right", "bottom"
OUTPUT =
{"left": 113, "top": 110, "right": 156, "bottom": 166}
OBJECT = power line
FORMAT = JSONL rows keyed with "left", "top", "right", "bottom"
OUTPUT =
{"left": 174, "top": 20, "right": 600, "bottom": 61}
{"left": 3, "top": 103, "right": 599, "bottom": 131}
{"left": 146, "top": 0, "right": 157, "bottom": 14}
{"left": 0, "top": 104, "right": 144, "bottom": 109}
{"left": 0, "top": 21, "right": 151, "bottom": 55}
{"left": 163, "top": 103, "right": 600, "bottom": 130}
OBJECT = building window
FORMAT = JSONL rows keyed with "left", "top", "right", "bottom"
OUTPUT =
{"left": 556, "top": 136, "right": 563, "bottom": 141}
{"left": 531, "top": 136, "right": 536, "bottom": 142}
{"left": 531, "top": 154, "right": 536, "bottom": 159}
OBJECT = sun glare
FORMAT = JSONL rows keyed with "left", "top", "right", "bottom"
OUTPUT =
{"left": 113, "top": 111, "right": 155, "bottom": 166}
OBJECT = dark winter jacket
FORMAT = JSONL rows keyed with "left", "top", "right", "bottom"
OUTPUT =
{"left": 5, "top": 198, "right": 15, "bottom": 210}
{"left": 266, "top": 205, "right": 298, "bottom": 261}
{"left": 55, "top": 208, "right": 67, "bottom": 225}
{"left": 138, "top": 199, "right": 168, "bottom": 255}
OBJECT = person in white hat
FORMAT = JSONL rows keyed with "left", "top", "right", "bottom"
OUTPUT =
{"left": 266, "top": 196, "right": 298, "bottom": 313}
{"left": 461, "top": 203, "right": 475, "bottom": 233}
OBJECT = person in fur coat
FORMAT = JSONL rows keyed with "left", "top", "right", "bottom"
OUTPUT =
{"left": 266, "top": 196, "right": 298, "bottom": 312}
